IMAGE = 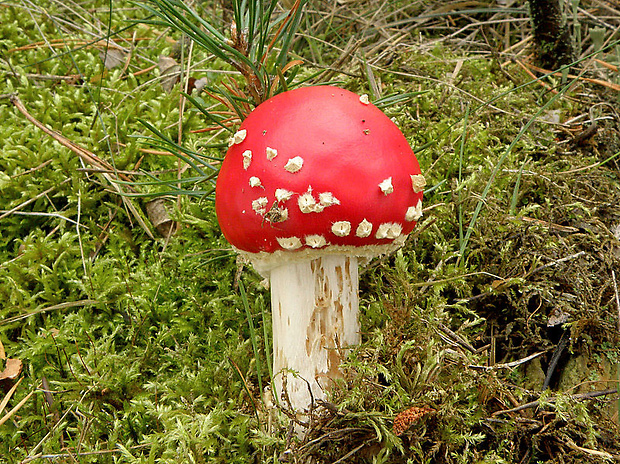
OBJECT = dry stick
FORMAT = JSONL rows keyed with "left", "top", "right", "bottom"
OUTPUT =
{"left": 8, "top": 95, "right": 128, "bottom": 180}
{"left": 331, "top": 443, "right": 366, "bottom": 464}
{"left": 21, "top": 406, "right": 76, "bottom": 461}
{"left": 371, "top": 63, "right": 510, "bottom": 115}
{"left": 436, "top": 323, "right": 477, "bottom": 354}
{"left": 514, "top": 59, "right": 558, "bottom": 94}
{"left": 4, "top": 71, "right": 82, "bottom": 82}
{"left": 526, "top": 251, "right": 587, "bottom": 277}
{"left": 5, "top": 94, "right": 155, "bottom": 239}
{"left": 12, "top": 159, "right": 53, "bottom": 177}
{"left": 613, "top": 270, "right": 620, "bottom": 334}
{"left": 563, "top": 439, "right": 615, "bottom": 460}
{"left": 492, "top": 388, "right": 619, "bottom": 417}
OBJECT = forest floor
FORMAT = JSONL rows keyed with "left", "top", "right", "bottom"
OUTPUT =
{"left": 1, "top": 1, "right": 620, "bottom": 463}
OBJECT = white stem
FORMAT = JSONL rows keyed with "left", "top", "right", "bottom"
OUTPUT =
{"left": 269, "top": 255, "right": 360, "bottom": 413}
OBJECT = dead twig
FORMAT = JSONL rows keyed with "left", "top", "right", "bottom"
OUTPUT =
{"left": 542, "top": 331, "right": 570, "bottom": 391}
{"left": 492, "top": 388, "right": 619, "bottom": 416}
{"left": 526, "top": 251, "right": 587, "bottom": 277}
{"left": 562, "top": 439, "right": 616, "bottom": 460}
{"left": 436, "top": 322, "right": 477, "bottom": 354}
{"left": 0, "top": 299, "right": 98, "bottom": 325}
{"left": 469, "top": 351, "right": 546, "bottom": 371}
{"left": 612, "top": 270, "right": 620, "bottom": 334}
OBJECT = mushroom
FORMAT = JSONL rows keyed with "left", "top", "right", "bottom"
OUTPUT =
{"left": 215, "top": 86, "right": 424, "bottom": 415}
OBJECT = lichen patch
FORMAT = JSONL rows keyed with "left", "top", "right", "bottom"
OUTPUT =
{"left": 332, "top": 221, "right": 352, "bottom": 237}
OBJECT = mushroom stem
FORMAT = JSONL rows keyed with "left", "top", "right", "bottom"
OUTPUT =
{"left": 269, "top": 255, "right": 360, "bottom": 413}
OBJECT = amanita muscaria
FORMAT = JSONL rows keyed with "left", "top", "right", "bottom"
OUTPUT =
{"left": 215, "top": 85, "right": 424, "bottom": 413}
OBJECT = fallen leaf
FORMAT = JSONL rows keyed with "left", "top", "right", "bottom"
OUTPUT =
{"left": 100, "top": 48, "right": 126, "bottom": 69}
{"left": 159, "top": 55, "right": 180, "bottom": 93}
{"left": 0, "top": 339, "right": 5, "bottom": 360}
{"left": 0, "top": 358, "right": 22, "bottom": 381}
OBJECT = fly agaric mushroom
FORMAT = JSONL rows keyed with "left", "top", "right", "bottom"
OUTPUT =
{"left": 215, "top": 86, "right": 424, "bottom": 414}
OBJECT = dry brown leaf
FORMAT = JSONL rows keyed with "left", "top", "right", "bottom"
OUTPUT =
{"left": 0, "top": 358, "right": 22, "bottom": 381}
{"left": 100, "top": 48, "right": 126, "bottom": 69}
{"left": 0, "top": 339, "right": 5, "bottom": 360}
{"left": 159, "top": 55, "right": 180, "bottom": 93}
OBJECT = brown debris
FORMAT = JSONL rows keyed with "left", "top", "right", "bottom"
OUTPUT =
{"left": 393, "top": 406, "right": 434, "bottom": 436}
{"left": 0, "top": 359, "right": 22, "bottom": 382}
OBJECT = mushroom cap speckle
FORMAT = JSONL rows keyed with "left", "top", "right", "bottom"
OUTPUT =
{"left": 215, "top": 86, "right": 424, "bottom": 265}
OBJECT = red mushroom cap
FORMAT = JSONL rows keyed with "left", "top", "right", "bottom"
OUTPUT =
{"left": 215, "top": 86, "right": 424, "bottom": 265}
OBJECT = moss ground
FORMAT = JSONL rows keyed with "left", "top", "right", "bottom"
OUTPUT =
{"left": 1, "top": 1, "right": 619, "bottom": 462}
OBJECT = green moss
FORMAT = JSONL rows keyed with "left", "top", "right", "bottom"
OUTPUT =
{"left": 1, "top": 1, "right": 620, "bottom": 462}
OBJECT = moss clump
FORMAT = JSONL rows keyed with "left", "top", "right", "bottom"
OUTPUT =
{"left": 1, "top": 1, "right": 619, "bottom": 463}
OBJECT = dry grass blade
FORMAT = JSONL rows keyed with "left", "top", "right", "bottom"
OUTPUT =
{"left": 260, "top": 0, "right": 303, "bottom": 66}
{"left": 0, "top": 377, "right": 23, "bottom": 417}
{"left": 0, "top": 381, "right": 36, "bottom": 428}
{"left": 19, "top": 445, "right": 151, "bottom": 463}
{"left": 7, "top": 95, "right": 128, "bottom": 181}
